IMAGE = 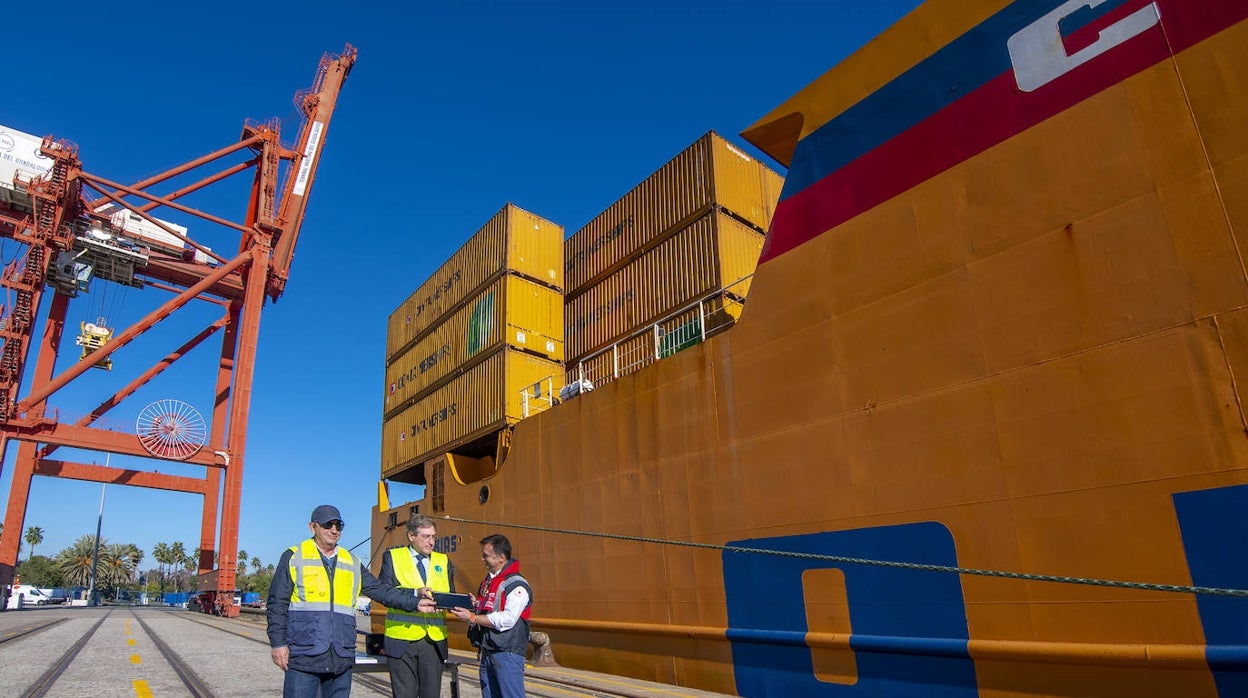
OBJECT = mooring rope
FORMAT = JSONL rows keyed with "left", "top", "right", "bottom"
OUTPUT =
{"left": 441, "top": 515, "right": 1248, "bottom": 598}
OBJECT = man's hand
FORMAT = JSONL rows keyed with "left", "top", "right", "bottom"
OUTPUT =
{"left": 271, "top": 645, "right": 289, "bottom": 670}
{"left": 417, "top": 597, "right": 437, "bottom": 613}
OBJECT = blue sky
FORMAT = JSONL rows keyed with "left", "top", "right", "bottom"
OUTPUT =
{"left": 0, "top": 0, "right": 921, "bottom": 573}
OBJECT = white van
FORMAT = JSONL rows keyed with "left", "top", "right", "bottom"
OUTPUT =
{"left": 5, "top": 584, "right": 52, "bottom": 609}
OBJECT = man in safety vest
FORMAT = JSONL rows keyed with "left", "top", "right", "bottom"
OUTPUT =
{"left": 378, "top": 514, "right": 455, "bottom": 698}
{"left": 267, "top": 505, "right": 434, "bottom": 698}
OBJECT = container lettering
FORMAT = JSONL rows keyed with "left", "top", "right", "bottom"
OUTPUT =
{"left": 410, "top": 402, "right": 458, "bottom": 436}
{"left": 573, "top": 290, "right": 635, "bottom": 332}
{"left": 566, "top": 215, "right": 634, "bottom": 273}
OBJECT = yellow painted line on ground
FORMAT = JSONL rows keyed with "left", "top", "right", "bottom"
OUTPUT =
{"left": 133, "top": 679, "right": 153, "bottom": 698}
{"left": 130, "top": 653, "right": 142, "bottom": 665}
{"left": 128, "top": 638, "right": 137, "bottom": 646}
{"left": 125, "top": 619, "right": 132, "bottom": 635}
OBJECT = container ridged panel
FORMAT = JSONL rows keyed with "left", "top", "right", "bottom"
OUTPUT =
{"left": 507, "top": 207, "right": 564, "bottom": 289}
{"left": 381, "top": 347, "right": 564, "bottom": 476}
{"left": 709, "top": 135, "right": 784, "bottom": 237}
{"left": 385, "top": 274, "right": 564, "bottom": 418}
{"left": 565, "top": 210, "right": 764, "bottom": 362}
{"left": 564, "top": 132, "right": 781, "bottom": 298}
{"left": 386, "top": 204, "right": 563, "bottom": 361}
{"left": 564, "top": 135, "right": 714, "bottom": 296}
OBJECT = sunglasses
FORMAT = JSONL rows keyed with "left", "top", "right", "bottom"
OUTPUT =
{"left": 318, "top": 520, "right": 345, "bottom": 531}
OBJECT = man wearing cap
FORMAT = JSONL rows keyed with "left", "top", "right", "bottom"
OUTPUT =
{"left": 267, "top": 505, "right": 435, "bottom": 698}
{"left": 378, "top": 514, "right": 454, "bottom": 698}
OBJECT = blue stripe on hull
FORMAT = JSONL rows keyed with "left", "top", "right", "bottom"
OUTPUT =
{"left": 1174, "top": 484, "right": 1248, "bottom": 697}
{"left": 723, "top": 522, "right": 976, "bottom": 696}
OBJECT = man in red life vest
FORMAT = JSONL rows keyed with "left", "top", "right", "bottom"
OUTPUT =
{"left": 449, "top": 534, "right": 532, "bottom": 698}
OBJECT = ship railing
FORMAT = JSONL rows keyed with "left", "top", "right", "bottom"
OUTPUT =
{"left": 519, "top": 275, "right": 753, "bottom": 417}
{"left": 519, "top": 376, "right": 557, "bottom": 418}
{"left": 574, "top": 273, "right": 752, "bottom": 388}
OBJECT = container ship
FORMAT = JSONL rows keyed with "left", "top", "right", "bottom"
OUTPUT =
{"left": 372, "top": 0, "right": 1248, "bottom": 695}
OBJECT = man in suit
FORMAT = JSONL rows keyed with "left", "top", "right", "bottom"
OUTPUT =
{"left": 378, "top": 514, "right": 454, "bottom": 698}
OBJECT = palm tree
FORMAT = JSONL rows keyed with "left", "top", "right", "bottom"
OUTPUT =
{"left": 250, "top": 555, "right": 261, "bottom": 573}
{"left": 24, "top": 526, "right": 43, "bottom": 561}
{"left": 152, "top": 542, "right": 170, "bottom": 590}
{"left": 56, "top": 535, "right": 104, "bottom": 587}
{"left": 169, "top": 542, "right": 186, "bottom": 592}
{"left": 116, "top": 543, "right": 143, "bottom": 584}
{"left": 237, "top": 549, "right": 249, "bottom": 576}
{"left": 101, "top": 543, "right": 133, "bottom": 598}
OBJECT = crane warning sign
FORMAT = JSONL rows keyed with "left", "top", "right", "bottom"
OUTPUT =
{"left": 292, "top": 120, "right": 324, "bottom": 197}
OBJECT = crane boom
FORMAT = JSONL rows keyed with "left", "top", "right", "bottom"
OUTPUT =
{"left": 268, "top": 44, "right": 358, "bottom": 300}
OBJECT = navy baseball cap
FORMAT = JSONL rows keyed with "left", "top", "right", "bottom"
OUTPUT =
{"left": 310, "top": 504, "right": 342, "bottom": 525}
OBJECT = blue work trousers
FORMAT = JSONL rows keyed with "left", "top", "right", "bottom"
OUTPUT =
{"left": 283, "top": 666, "right": 353, "bottom": 698}
{"left": 478, "top": 651, "right": 526, "bottom": 698}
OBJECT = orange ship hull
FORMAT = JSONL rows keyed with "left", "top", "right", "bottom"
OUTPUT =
{"left": 375, "top": 0, "right": 1248, "bottom": 694}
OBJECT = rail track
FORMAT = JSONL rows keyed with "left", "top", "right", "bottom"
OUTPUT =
{"left": 0, "top": 616, "right": 65, "bottom": 646}
{"left": 0, "top": 607, "right": 708, "bottom": 698}
{"left": 186, "top": 610, "right": 678, "bottom": 698}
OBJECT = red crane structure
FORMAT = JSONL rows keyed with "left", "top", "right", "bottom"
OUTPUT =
{"left": 0, "top": 44, "right": 357, "bottom": 615}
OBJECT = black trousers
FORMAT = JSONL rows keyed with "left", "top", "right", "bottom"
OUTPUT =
{"left": 387, "top": 637, "right": 444, "bottom": 698}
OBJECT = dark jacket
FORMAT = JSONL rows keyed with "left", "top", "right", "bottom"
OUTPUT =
{"left": 267, "top": 542, "right": 423, "bottom": 675}
{"left": 377, "top": 546, "right": 455, "bottom": 660}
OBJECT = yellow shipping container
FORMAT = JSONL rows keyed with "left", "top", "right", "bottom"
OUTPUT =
{"left": 381, "top": 347, "right": 564, "bottom": 477}
{"left": 565, "top": 209, "right": 764, "bottom": 362}
{"left": 386, "top": 204, "right": 563, "bottom": 361}
{"left": 384, "top": 274, "right": 563, "bottom": 419}
{"left": 564, "top": 131, "right": 781, "bottom": 296}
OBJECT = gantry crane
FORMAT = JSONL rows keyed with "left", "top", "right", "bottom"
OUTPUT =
{"left": 0, "top": 44, "right": 357, "bottom": 615}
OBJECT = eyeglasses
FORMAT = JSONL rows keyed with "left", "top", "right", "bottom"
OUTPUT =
{"left": 318, "top": 520, "right": 345, "bottom": 531}
{"left": 411, "top": 532, "right": 436, "bottom": 540}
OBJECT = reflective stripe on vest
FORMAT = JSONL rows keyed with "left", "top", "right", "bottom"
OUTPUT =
{"left": 288, "top": 539, "right": 359, "bottom": 617}
{"left": 384, "top": 548, "right": 449, "bottom": 641}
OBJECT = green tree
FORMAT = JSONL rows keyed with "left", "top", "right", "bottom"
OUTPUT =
{"left": 153, "top": 542, "right": 171, "bottom": 591}
{"left": 236, "top": 549, "right": 249, "bottom": 576}
{"left": 247, "top": 569, "right": 273, "bottom": 597}
{"left": 24, "top": 526, "right": 43, "bottom": 561}
{"left": 101, "top": 543, "right": 143, "bottom": 600}
{"left": 16, "top": 555, "right": 63, "bottom": 587}
{"left": 123, "top": 544, "right": 144, "bottom": 576}
{"left": 56, "top": 535, "right": 104, "bottom": 587}
{"left": 169, "top": 541, "right": 186, "bottom": 591}
{"left": 250, "top": 555, "right": 261, "bottom": 573}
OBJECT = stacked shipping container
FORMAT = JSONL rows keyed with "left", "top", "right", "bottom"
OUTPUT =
{"left": 382, "top": 204, "right": 564, "bottom": 479}
{"left": 563, "top": 131, "right": 781, "bottom": 369}
{"left": 386, "top": 205, "right": 563, "bottom": 360}
{"left": 380, "top": 134, "right": 780, "bottom": 478}
{"left": 385, "top": 274, "right": 562, "bottom": 418}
